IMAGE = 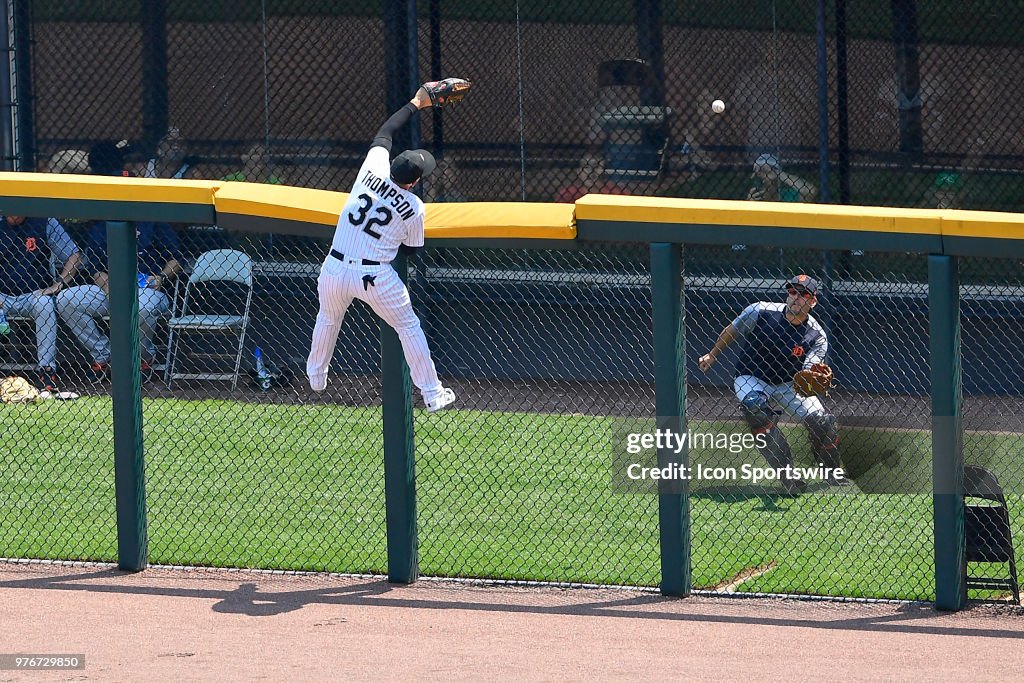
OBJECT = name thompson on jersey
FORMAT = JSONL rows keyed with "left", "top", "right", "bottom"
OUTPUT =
{"left": 358, "top": 169, "right": 416, "bottom": 221}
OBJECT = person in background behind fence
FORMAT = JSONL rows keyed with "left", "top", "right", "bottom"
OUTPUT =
{"left": 554, "top": 152, "right": 627, "bottom": 204}
{"left": 136, "top": 126, "right": 192, "bottom": 180}
{"left": 746, "top": 153, "right": 817, "bottom": 203}
{"left": 923, "top": 135, "right": 990, "bottom": 210}
{"left": 220, "top": 142, "right": 285, "bottom": 253}
{"left": 306, "top": 79, "right": 471, "bottom": 412}
{"left": 735, "top": 153, "right": 817, "bottom": 253}
{"left": 221, "top": 143, "right": 283, "bottom": 185}
{"left": 57, "top": 141, "right": 182, "bottom": 384}
{"left": 43, "top": 149, "right": 90, "bottom": 174}
{"left": 0, "top": 214, "right": 83, "bottom": 392}
{"left": 697, "top": 274, "right": 849, "bottom": 496}
{"left": 422, "top": 154, "right": 469, "bottom": 203}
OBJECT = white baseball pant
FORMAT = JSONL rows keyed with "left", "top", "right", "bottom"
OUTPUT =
{"left": 0, "top": 292, "right": 58, "bottom": 368}
{"left": 734, "top": 374, "right": 824, "bottom": 420}
{"left": 307, "top": 255, "right": 444, "bottom": 400}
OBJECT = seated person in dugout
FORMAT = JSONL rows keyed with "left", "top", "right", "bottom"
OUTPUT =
{"left": 697, "top": 275, "right": 849, "bottom": 495}
{"left": 57, "top": 220, "right": 182, "bottom": 384}
{"left": 57, "top": 142, "right": 182, "bottom": 383}
{"left": 0, "top": 214, "right": 84, "bottom": 392}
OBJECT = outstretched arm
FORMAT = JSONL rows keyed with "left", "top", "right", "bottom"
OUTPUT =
{"left": 372, "top": 87, "right": 433, "bottom": 151}
{"left": 698, "top": 323, "right": 739, "bottom": 372}
{"left": 699, "top": 302, "right": 760, "bottom": 372}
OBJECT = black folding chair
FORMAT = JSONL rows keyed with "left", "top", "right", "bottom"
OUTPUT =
{"left": 963, "top": 464, "right": 1020, "bottom": 604}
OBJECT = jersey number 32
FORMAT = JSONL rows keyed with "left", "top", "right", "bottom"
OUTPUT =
{"left": 349, "top": 193, "right": 392, "bottom": 239}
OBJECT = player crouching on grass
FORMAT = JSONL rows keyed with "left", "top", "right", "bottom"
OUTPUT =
{"left": 698, "top": 275, "right": 849, "bottom": 495}
{"left": 307, "top": 78, "right": 471, "bottom": 412}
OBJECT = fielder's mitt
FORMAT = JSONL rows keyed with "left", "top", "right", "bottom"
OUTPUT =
{"left": 421, "top": 78, "right": 472, "bottom": 109}
{"left": 793, "top": 363, "right": 834, "bottom": 398}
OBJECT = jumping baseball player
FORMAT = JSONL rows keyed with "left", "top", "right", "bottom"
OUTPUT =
{"left": 698, "top": 275, "right": 848, "bottom": 494}
{"left": 307, "top": 78, "right": 471, "bottom": 411}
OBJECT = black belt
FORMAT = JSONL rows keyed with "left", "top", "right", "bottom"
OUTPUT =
{"left": 331, "top": 249, "right": 379, "bottom": 266}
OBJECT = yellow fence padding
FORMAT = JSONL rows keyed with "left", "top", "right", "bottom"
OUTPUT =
{"left": 0, "top": 172, "right": 220, "bottom": 206}
{"left": 425, "top": 202, "right": 576, "bottom": 239}
{"left": 5, "top": 173, "right": 1024, "bottom": 242}
{"left": 574, "top": 194, "right": 944, "bottom": 235}
{"left": 213, "top": 181, "right": 346, "bottom": 226}
{"left": 941, "top": 209, "right": 1024, "bottom": 240}
{"left": 215, "top": 186, "right": 575, "bottom": 239}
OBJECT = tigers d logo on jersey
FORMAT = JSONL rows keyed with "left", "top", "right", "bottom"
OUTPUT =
{"left": 792, "top": 344, "right": 805, "bottom": 357}
{"left": 25, "top": 237, "right": 37, "bottom": 252}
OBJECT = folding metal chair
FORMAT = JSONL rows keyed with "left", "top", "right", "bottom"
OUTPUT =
{"left": 963, "top": 464, "right": 1020, "bottom": 604}
{"left": 163, "top": 249, "right": 254, "bottom": 390}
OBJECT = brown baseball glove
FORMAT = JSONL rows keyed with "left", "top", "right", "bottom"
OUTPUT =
{"left": 793, "top": 363, "right": 834, "bottom": 398}
{"left": 421, "top": 78, "right": 473, "bottom": 109}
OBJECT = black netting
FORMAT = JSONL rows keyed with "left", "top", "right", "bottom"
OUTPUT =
{"left": 3, "top": 0, "right": 1023, "bottom": 602}
{"left": 16, "top": 2, "right": 1023, "bottom": 211}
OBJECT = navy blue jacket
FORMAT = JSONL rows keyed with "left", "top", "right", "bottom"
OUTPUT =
{"left": 0, "top": 217, "right": 54, "bottom": 294}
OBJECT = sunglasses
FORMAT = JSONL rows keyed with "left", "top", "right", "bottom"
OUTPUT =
{"left": 786, "top": 286, "right": 814, "bottom": 299}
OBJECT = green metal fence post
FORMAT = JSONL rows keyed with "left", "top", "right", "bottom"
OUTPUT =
{"left": 107, "top": 221, "right": 148, "bottom": 571}
{"left": 650, "top": 242, "right": 690, "bottom": 597}
{"left": 382, "top": 250, "right": 418, "bottom": 583}
{"left": 929, "top": 254, "right": 965, "bottom": 610}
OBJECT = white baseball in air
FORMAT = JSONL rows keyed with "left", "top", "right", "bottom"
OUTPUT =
{"left": 711, "top": 99, "right": 726, "bottom": 114}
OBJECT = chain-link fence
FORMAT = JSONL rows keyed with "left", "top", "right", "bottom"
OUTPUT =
{"left": 17, "top": 1, "right": 1024, "bottom": 211}
{"left": 0, "top": 224, "right": 385, "bottom": 571}
{"left": 4, "top": 0, "right": 1024, "bottom": 602}
{"left": 960, "top": 257, "right": 1024, "bottom": 602}
{"left": 1, "top": 238, "right": 664, "bottom": 583}
{"left": 1, "top": 227, "right": 1022, "bottom": 600}
{"left": 686, "top": 252, "right": 936, "bottom": 600}
{"left": 414, "top": 244, "right": 658, "bottom": 585}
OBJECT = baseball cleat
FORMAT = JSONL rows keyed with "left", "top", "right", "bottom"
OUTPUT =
{"left": 425, "top": 387, "right": 456, "bottom": 412}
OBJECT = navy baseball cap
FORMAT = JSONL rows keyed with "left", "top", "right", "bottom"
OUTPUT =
{"left": 785, "top": 274, "right": 819, "bottom": 295}
{"left": 390, "top": 149, "right": 436, "bottom": 185}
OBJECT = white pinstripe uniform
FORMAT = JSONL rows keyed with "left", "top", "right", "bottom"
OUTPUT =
{"left": 307, "top": 147, "right": 447, "bottom": 405}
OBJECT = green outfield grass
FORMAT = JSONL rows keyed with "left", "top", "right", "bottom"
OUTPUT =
{"left": 2, "top": 397, "right": 1021, "bottom": 601}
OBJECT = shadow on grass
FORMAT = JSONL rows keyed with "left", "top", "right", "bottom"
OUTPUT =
{"left": 691, "top": 485, "right": 798, "bottom": 511}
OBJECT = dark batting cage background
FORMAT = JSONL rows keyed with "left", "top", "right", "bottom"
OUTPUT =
{"left": 8, "top": 1, "right": 1023, "bottom": 210}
